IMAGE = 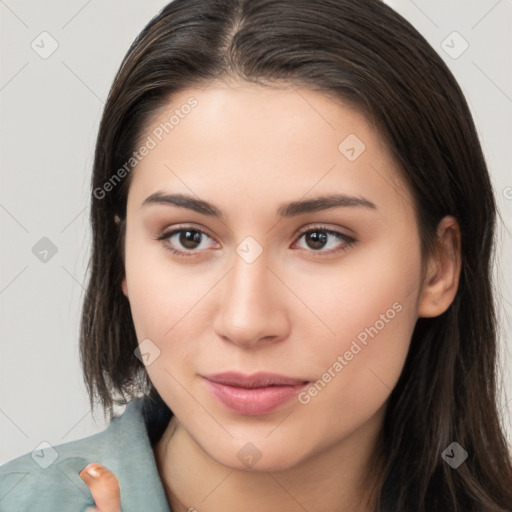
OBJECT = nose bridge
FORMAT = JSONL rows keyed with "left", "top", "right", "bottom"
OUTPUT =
{"left": 215, "top": 241, "right": 286, "bottom": 346}
{"left": 226, "top": 244, "right": 270, "bottom": 319}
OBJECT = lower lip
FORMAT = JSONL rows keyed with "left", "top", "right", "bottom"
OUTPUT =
{"left": 203, "top": 379, "right": 308, "bottom": 416}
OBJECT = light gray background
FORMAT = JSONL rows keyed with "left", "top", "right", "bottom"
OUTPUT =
{"left": 1, "top": 0, "right": 511, "bottom": 466}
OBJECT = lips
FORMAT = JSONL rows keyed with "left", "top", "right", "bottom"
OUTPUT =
{"left": 202, "top": 372, "right": 310, "bottom": 415}
{"left": 202, "top": 371, "right": 309, "bottom": 388}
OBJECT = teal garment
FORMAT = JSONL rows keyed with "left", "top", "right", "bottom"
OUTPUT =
{"left": 0, "top": 395, "right": 173, "bottom": 511}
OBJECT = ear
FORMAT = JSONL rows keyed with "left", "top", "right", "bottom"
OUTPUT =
{"left": 418, "top": 216, "right": 461, "bottom": 318}
{"left": 117, "top": 214, "right": 129, "bottom": 299}
{"left": 121, "top": 276, "right": 128, "bottom": 298}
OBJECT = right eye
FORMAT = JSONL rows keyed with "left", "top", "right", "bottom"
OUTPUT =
{"left": 156, "top": 226, "right": 218, "bottom": 257}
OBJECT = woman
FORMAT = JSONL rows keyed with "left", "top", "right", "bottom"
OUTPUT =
{"left": 1, "top": 0, "right": 511, "bottom": 511}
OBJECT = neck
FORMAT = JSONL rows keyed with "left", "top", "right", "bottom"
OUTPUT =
{"left": 154, "top": 408, "right": 385, "bottom": 512}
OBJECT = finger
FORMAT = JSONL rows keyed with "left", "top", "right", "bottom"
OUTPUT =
{"left": 79, "top": 463, "right": 121, "bottom": 512}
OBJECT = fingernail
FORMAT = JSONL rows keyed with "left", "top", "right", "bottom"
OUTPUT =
{"left": 85, "top": 465, "right": 101, "bottom": 477}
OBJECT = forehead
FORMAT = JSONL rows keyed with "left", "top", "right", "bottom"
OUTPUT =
{"left": 127, "top": 82, "right": 413, "bottom": 219}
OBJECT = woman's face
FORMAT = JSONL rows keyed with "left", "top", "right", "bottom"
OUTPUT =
{"left": 121, "top": 81, "right": 425, "bottom": 471}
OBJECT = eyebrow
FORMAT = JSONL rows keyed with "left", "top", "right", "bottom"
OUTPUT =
{"left": 141, "top": 191, "right": 377, "bottom": 219}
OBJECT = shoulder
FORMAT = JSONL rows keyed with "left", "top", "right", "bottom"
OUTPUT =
{"left": 0, "top": 397, "right": 172, "bottom": 512}
{"left": 0, "top": 424, "right": 112, "bottom": 511}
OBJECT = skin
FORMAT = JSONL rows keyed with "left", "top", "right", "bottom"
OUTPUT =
{"left": 115, "top": 80, "right": 461, "bottom": 511}
{"left": 79, "top": 463, "right": 120, "bottom": 512}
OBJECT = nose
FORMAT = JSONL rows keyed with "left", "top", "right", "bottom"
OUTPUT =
{"left": 213, "top": 247, "right": 290, "bottom": 349}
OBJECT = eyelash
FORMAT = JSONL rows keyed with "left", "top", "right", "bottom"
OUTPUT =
{"left": 156, "top": 225, "right": 356, "bottom": 259}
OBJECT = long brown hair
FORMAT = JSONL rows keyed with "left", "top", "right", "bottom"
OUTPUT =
{"left": 80, "top": 1, "right": 512, "bottom": 510}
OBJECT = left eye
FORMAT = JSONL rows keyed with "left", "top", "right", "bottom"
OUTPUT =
{"left": 293, "top": 227, "right": 355, "bottom": 253}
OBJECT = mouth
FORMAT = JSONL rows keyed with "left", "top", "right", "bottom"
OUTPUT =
{"left": 201, "top": 372, "right": 310, "bottom": 415}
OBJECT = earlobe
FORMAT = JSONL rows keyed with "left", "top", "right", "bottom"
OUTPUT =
{"left": 418, "top": 216, "right": 461, "bottom": 318}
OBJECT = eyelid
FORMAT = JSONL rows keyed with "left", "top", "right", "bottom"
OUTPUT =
{"left": 295, "top": 224, "right": 352, "bottom": 239}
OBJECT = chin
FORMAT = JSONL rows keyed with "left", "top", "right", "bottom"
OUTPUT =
{"left": 208, "top": 440, "right": 307, "bottom": 474}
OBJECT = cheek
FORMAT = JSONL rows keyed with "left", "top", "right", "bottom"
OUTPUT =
{"left": 123, "top": 237, "right": 219, "bottom": 405}
{"left": 296, "top": 227, "right": 420, "bottom": 341}
{"left": 295, "top": 234, "right": 421, "bottom": 418}
{"left": 123, "top": 229, "right": 204, "bottom": 339}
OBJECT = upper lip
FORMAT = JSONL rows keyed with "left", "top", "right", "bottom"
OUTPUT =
{"left": 202, "top": 372, "right": 309, "bottom": 389}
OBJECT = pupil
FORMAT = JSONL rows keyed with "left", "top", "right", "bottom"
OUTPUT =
{"left": 180, "top": 230, "right": 202, "bottom": 249}
{"left": 306, "top": 231, "right": 327, "bottom": 250}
